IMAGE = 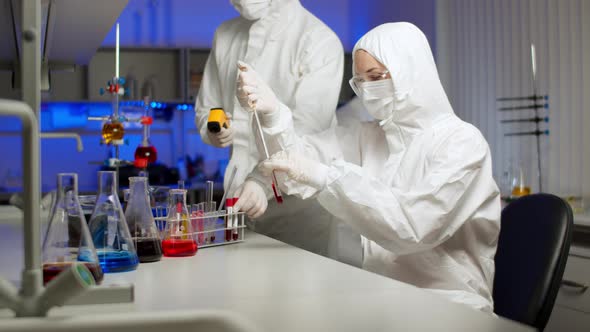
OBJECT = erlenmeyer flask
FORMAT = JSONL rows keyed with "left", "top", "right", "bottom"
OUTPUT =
{"left": 125, "top": 177, "right": 162, "bottom": 263}
{"left": 88, "top": 171, "right": 139, "bottom": 272}
{"left": 162, "top": 189, "right": 197, "bottom": 257}
{"left": 42, "top": 173, "right": 103, "bottom": 285}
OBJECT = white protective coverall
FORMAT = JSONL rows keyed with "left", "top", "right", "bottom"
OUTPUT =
{"left": 195, "top": 0, "right": 344, "bottom": 257}
{"left": 260, "top": 22, "right": 501, "bottom": 312}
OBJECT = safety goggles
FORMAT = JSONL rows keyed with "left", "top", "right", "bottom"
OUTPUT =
{"left": 349, "top": 70, "right": 390, "bottom": 95}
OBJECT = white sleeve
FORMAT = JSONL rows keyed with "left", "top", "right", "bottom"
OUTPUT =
{"left": 316, "top": 129, "right": 498, "bottom": 256}
{"left": 289, "top": 30, "right": 344, "bottom": 135}
{"left": 248, "top": 29, "right": 344, "bottom": 194}
{"left": 195, "top": 30, "right": 223, "bottom": 145}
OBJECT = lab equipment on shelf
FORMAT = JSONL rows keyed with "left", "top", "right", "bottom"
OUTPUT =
{"left": 42, "top": 173, "right": 103, "bottom": 285}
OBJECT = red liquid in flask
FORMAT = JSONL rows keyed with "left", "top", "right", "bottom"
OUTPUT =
{"left": 134, "top": 145, "right": 158, "bottom": 164}
{"left": 162, "top": 239, "right": 198, "bottom": 257}
{"left": 42, "top": 262, "right": 104, "bottom": 285}
{"left": 232, "top": 232, "right": 239, "bottom": 241}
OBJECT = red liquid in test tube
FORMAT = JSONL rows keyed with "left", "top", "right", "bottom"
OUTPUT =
{"left": 225, "top": 198, "right": 234, "bottom": 242}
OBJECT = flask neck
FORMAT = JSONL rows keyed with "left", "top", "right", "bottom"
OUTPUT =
{"left": 98, "top": 172, "right": 117, "bottom": 195}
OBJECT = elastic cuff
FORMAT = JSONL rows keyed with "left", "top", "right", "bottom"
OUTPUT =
{"left": 263, "top": 102, "right": 293, "bottom": 136}
{"left": 260, "top": 107, "right": 281, "bottom": 128}
{"left": 245, "top": 171, "right": 273, "bottom": 200}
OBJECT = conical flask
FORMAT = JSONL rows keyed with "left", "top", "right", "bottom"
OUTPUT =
{"left": 42, "top": 173, "right": 104, "bottom": 285}
{"left": 88, "top": 171, "right": 139, "bottom": 272}
{"left": 162, "top": 189, "right": 197, "bottom": 257}
{"left": 125, "top": 177, "right": 162, "bottom": 263}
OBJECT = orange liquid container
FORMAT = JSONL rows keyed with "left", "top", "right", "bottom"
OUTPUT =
{"left": 102, "top": 122, "right": 125, "bottom": 144}
{"left": 511, "top": 186, "right": 531, "bottom": 197}
{"left": 134, "top": 145, "right": 158, "bottom": 164}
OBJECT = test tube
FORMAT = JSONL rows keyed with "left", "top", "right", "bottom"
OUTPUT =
{"left": 205, "top": 180, "right": 214, "bottom": 212}
{"left": 232, "top": 196, "right": 239, "bottom": 241}
{"left": 225, "top": 198, "right": 234, "bottom": 242}
{"left": 218, "top": 166, "right": 238, "bottom": 212}
{"left": 252, "top": 109, "right": 284, "bottom": 204}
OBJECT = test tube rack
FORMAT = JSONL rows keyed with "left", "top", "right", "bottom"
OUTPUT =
{"left": 154, "top": 209, "right": 247, "bottom": 249}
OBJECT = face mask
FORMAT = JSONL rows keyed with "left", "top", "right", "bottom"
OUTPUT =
{"left": 231, "top": 0, "right": 272, "bottom": 20}
{"left": 358, "top": 79, "right": 395, "bottom": 121}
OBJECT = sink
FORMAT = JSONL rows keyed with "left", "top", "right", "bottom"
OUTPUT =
{"left": 0, "top": 309, "right": 260, "bottom": 332}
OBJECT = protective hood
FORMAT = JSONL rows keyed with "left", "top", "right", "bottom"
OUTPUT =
{"left": 352, "top": 22, "right": 454, "bottom": 133}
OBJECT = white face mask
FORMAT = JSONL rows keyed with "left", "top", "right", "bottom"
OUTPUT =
{"left": 231, "top": 0, "right": 272, "bottom": 20}
{"left": 358, "top": 79, "right": 395, "bottom": 121}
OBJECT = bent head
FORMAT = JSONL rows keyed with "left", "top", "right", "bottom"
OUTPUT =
{"left": 351, "top": 22, "right": 452, "bottom": 123}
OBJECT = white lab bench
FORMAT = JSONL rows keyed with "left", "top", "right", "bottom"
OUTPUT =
{"left": 0, "top": 206, "right": 532, "bottom": 331}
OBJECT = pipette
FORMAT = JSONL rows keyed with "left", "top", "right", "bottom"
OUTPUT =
{"left": 252, "top": 108, "right": 284, "bottom": 204}
{"left": 218, "top": 166, "right": 238, "bottom": 212}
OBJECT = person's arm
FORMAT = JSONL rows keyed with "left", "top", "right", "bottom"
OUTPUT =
{"left": 316, "top": 129, "right": 500, "bottom": 256}
{"left": 195, "top": 29, "right": 223, "bottom": 146}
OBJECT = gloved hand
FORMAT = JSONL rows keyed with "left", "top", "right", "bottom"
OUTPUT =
{"left": 259, "top": 150, "right": 329, "bottom": 190}
{"left": 207, "top": 126, "right": 234, "bottom": 148}
{"left": 233, "top": 180, "right": 269, "bottom": 218}
{"left": 236, "top": 61, "right": 279, "bottom": 117}
{"left": 207, "top": 113, "right": 234, "bottom": 148}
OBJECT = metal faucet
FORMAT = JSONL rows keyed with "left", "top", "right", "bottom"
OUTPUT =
{"left": 40, "top": 133, "right": 84, "bottom": 152}
{"left": 0, "top": 99, "right": 94, "bottom": 317}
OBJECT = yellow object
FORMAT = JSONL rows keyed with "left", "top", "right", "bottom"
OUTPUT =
{"left": 510, "top": 167, "right": 530, "bottom": 198}
{"left": 207, "top": 108, "right": 229, "bottom": 133}
{"left": 101, "top": 122, "right": 125, "bottom": 144}
{"left": 511, "top": 186, "right": 531, "bottom": 198}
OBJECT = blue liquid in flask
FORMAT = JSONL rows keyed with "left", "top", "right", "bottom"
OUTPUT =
{"left": 97, "top": 250, "right": 139, "bottom": 273}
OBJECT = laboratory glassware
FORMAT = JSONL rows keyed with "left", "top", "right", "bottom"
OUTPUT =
{"left": 42, "top": 173, "right": 103, "bottom": 285}
{"left": 101, "top": 121, "right": 125, "bottom": 145}
{"left": 162, "top": 189, "right": 198, "bottom": 257}
{"left": 125, "top": 177, "right": 162, "bottom": 263}
{"left": 88, "top": 171, "right": 139, "bottom": 272}
{"left": 134, "top": 108, "right": 157, "bottom": 164}
{"left": 511, "top": 167, "right": 531, "bottom": 198}
{"left": 252, "top": 108, "right": 283, "bottom": 203}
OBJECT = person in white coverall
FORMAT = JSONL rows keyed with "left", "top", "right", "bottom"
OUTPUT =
{"left": 238, "top": 22, "right": 501, "bottom": 312}
{"left": 195, "top": 0, "right": 345, "bottom": 257}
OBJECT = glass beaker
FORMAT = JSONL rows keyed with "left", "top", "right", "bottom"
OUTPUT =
{"left": 88, "top": 171, "right": 139, "bottom": 272}
{"left": 162, "top": 189, "right": 197, "bottom": 257}
{"left": 125, "top": 177, "right": 162, "bottom": 263}
{"left": 511, "top": 167, "right": 531, "bottom": 198}
{"left": 42, "top": 173, "right": 103, "bottom": 285}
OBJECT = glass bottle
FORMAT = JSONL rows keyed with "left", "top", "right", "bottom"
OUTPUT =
{"left": 134, "top": 110, "right": 157, "bottom": 164}
{"left": 125, "top": 177, "right": 162, "bottom": 263}
{"left": 162, "top": 189, "right": 197, "bottom": 257}
{"left": 42, "top": 173, "right": 103, "bottom": 285}
{"left": 88, "top": 171, "right": 139, "bottom": 272}
{"left": 102, "top": 121, "right": 125, "bottom": 145}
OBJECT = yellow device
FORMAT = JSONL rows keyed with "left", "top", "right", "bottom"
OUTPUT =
{"left": 207, "top": 108, "right": 229, "bottom": 133}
